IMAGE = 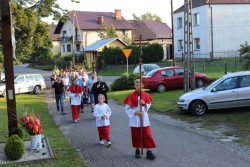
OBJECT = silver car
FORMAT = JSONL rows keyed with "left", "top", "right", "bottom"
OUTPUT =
{"left": 178, "top": 71, "right": 250, "bottom": 116}
{"left": 0, "top": 73, "right": 46, "bottom": 97}
{"left": 133, "top": 64, "right": 160, "bottom": 75}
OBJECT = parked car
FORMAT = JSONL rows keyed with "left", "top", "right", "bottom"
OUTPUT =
{"left": 133, "top": 64, "right": 160, "bottom": 75}
{"left": 178, "top": 71, "right": 250, "bottom": 116}
{"left": 0, "top": 73, "right": 46, "bottom": 97}
{"left": 142, "top": 66, "right": 208, "bottom": 92}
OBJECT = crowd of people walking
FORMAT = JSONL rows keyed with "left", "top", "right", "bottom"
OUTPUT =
{"left": 50, "top": 65, "right": 156, "bottom": 160}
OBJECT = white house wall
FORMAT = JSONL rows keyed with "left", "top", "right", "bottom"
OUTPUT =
{"left": 174, "top": 4, "right": 250, "bottom": 59}
{"left": 212, "top": 4, "right": 250, "bottom": 54}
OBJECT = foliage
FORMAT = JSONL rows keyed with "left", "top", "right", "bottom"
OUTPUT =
{"left": 4, "top": 134, "right": 25, "bottom": 160}
{"left": 142, "top": 43, "right": 164, "bottom": 63}
{"left": 110, "top": 73, "right": 139, "bottom": 91}
{"left": 97, "top": 22, "right": 133, "bottom": 44}
{"left": 20, "top": 113, "right": 43, "bottom": 135}
{"left": 0, "top": 45, "right": 3, "bottom": 69}
{"left": 98, "top": 22, "right": 119, "bottom": 39}
{"left": 101, "top": 43, "right": 163, "bottom": 65}
{"left": 239, "top": 41, "right": 250, "bottom": 70}
{"left": 0, "top": 1, "right": 66, "bottom": 64}
{"left": 132, "top": 12, "right": 162, "bottom": 22}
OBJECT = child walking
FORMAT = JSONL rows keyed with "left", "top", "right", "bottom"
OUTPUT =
{"left": 94, "top": 94, "right": 112, "bottom": 146}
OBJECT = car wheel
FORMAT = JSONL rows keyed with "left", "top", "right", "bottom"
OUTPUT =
{"left": 33, "top": 86, "right": 41, "bottom": 95}
{"left": 196, "top": 78, "right": 204, "bottom": 88}
{"left": 3, "top": 89, "right": 6, "bottom": 98}
{"left": 190, "top": 100, "right": 207, "bottom": 116}
{"left": 157, "top": 84, "right": 166, "bottom": 93}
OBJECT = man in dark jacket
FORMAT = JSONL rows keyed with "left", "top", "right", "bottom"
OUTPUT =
{"left": 52, "top": 76, "right": 66, "bottom": 115}
{"left": 91, "top": 75, "right": 109, "bottom": 104}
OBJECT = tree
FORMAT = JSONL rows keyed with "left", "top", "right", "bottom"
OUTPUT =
{"left": 132, "top": 12, "right": 162, "bottom": 22}
{"left": 5, "top": 0, "right": 66, "bottom": 64}
{"left": 239, "top": 41, "right": 250, "bottom": 70}
{"left": 98, "top": 22, "right": 133, "bottom": 44}
{"left": 98, "top": 22, "right": 119, "bottom": 39}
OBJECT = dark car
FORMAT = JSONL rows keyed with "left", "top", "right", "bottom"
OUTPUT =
{"left": 133, "top": 64, "right": 160, "bottom": 75}
{"left": 142, "top": 66, "right": 208, "bottom": 92}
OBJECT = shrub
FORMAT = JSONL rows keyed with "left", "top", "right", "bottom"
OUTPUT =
{"left": 4, "top": 134, "right": 25, "bottom": 160}
{"left": 110, "top": 73, "right": 139, "bottom": 91}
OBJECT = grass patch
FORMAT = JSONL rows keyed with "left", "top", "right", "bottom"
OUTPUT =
{"left": 108, "top": 88, "right": 250, "bottom": 145}
{"left": 0, "top": 94, "right": 88, "bottom": 167}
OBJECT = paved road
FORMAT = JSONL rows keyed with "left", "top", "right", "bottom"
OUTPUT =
{"left": 14, "top": 65, "right": 250, "bottom": 167}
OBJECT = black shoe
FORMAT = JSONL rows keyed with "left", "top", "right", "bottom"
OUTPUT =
{"left": 146, "top": 150, "right": 156, "bottom": 160}
{"left": 134, "top": 149, "right": 140, "bottom": 158}
{"left": 62, "top": 112, "right": 66, "bottom": 115}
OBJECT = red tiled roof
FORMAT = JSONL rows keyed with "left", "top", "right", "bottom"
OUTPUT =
{"left": 129, "top": 20, "right": 172, "bottom": 41}
{"left": 175, "top": 0, "right": 250, "bottom": 13}
{"left": 50, "top": 24, "right": 60, "bottom": 41}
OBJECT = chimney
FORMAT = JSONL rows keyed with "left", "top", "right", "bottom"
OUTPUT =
{"left": 115, "top": 9, "right": 121, "bottom": 20}
{"left": 98, "top": 16, "right": 104, "bottom": 25}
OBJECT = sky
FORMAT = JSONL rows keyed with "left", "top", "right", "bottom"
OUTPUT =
{"left": 48, "top": 0, "right": 184, "bottom": 26}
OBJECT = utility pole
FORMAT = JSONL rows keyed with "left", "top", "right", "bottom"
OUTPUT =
{"left": 171, "top": 0, "right": 176, "bottom": 66}
{"left": 70, "top": 0, "right": 80, "bottom": 68}
{"left": 72, "top": 11, "right": 75, "bottom": 68}
{"left": 0, "top": 0, "right": 18, "bottom": 137}
{"left": 183, "top": 0, "right": 195, "bottom": 93}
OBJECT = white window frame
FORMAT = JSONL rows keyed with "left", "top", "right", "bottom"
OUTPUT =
{"left": 194, "top": 38, "right": 200, "bottom": 50}
{"left": 178, "top": 39, "right": 183, "bottom": 50}
{"left": 177, "top": 17, "right": 182, "bottom": 29}
{"left": 193, "top": 13, "right": 200, "bottom": 26}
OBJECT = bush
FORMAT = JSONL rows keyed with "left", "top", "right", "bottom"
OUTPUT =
{"left": 110, "top": 73, "right": 139, "bottom": 91}
{"left": 4, "top": 134, "right": 25, "bottom": 160}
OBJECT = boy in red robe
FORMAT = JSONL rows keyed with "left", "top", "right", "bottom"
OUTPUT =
{"left": 124, "top": 79, "right": 156, "bottom": 160}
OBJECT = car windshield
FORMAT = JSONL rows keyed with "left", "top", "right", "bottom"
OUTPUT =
{"left": 204, "top": 77, "right": 224, "bottom": 90}
{"left": 146, "top": 69, "right": 157, "bottom": 76}
{"left": 144, "top": 64, "right": 159, "bottom": 71}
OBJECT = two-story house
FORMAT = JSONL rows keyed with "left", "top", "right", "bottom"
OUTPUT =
{"left": 54, "top": 9, "right": 133, "bottom": 57}
{"left": 174, "top": 0, "right": 250, "bottom": 59}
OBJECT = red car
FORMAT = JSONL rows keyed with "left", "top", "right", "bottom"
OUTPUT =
{"left": 142, "top": 66, "right": 208, "bottom": 92}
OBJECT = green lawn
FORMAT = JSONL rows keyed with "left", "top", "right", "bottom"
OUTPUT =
{"left": 108, "top": 88, "right": 250, "bottom": 145}
{"left": 0, "top": 94, "right": 88, "bottom": 167}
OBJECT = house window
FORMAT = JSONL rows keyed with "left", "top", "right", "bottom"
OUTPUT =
{"left": 177, "top": 17, "right": 182, "bottom": 29}
{"left": 76, "top": 44, "right": 80, "bottom": 51}
{"left": 178, "top": 40, "right": 183, "bottom": 50}
{"left": 62, "top": 31, "right": 66, "bottom": 37}
{"left": 194, "top": 38, "right": 200, "bottom": 50}
{"left": 193, "top": 13, "right": 200, "bottom": 26}
{"left": 63, "top": 44, "right": 65, "bottom": 53}
{"left": 67, "top": 44, "right": 71, "bottom": 52}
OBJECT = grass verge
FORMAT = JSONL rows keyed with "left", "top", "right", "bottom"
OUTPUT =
{"left": 0, "top": 93, "right": 88, "bottom": 167}
{"left": 108, "top": 89, "right": 250, "bottom": 145}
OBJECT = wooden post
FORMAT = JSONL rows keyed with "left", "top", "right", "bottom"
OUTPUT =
{"left": 0, "top": 0, "right": 18, "bottom": 137}
{"left": 138, "top": 34, "right": 143, "bottom": 155}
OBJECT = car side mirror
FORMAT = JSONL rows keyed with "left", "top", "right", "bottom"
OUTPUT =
{"left": 212, "top": 88, "right": 217, "bottom": 92}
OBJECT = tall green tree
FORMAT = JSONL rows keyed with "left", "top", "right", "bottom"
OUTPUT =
{"left": 132, "top": 12, "right": 162, "bottom": 22}
{"left": 239, "top": 41, "right": 250, "bottom": 70}
{"left": 0, "top": 0, "right": 65, "bottom": 64}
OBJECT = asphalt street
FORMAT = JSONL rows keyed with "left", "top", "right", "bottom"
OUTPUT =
{"left": 14, "top": 65, "right": 250, "bottom": 167}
